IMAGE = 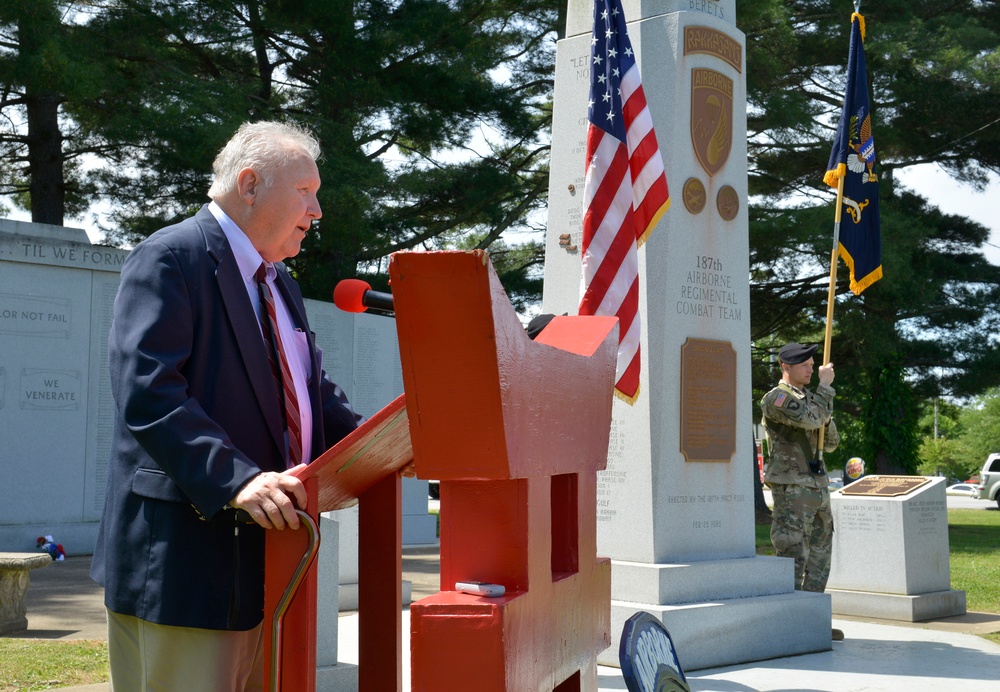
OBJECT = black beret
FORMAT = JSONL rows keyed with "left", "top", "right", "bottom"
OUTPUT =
{"left": 778, "top": 342, "right": 818, "bottom": 365}
{"left": 525, "top": 314, "right": 556, "bottom": 340}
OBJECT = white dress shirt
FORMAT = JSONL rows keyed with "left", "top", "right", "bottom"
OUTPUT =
{"left": 209, "top": 201, "right": 313, "bottom": 464}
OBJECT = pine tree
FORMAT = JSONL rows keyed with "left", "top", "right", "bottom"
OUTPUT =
{"left": 743, "top": 1, "right": 1000, "bottom": 472}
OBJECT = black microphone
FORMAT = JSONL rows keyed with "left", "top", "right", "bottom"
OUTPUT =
{"left": 334, "top": 279, "right": 394, "bottom": 313}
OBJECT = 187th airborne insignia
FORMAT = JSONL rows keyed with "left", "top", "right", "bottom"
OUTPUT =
{"left": 690, "top": 68, "right": 733, "bottom": 177}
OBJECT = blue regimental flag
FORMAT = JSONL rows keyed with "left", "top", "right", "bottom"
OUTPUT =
{"left": 824, "top": 12, "right": 882, "bottom": 295}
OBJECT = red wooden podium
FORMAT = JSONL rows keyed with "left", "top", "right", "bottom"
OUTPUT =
{"left": 262, "top": 250, "right": 617, "bottom": 691}
{"left": 262, "top": 394, "right": 412, "bottom": 691}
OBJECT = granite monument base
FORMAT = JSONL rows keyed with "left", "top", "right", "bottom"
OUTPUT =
{"left": 315, "top": 515, "right": 358, "bottom": 691}
{"left": 828, "top": 587, "right": 966, "bottom": 622}
{"left": 315, "top": 663, "right": 358, "bottom": 692}
{"left": 338, "top": 581, "right": 412, "bottom": 613}
{"left": 599, "top": 556, "right": 832, "bottom": 670}
{"left": 329, "top": 506, "right": 415, "bottom": 611}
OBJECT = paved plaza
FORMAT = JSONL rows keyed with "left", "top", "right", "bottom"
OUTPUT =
{"left": 10, "top": 541, "right": 1000, "bottom": 692}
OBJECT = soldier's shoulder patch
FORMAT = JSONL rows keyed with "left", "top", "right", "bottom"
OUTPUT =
{"left": 764, "top": 385, "right": 804, "bottom": 413}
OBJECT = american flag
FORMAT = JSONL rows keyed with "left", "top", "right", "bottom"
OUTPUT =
{"left": 579, "top": 0, "right": 670, "bottom": 404}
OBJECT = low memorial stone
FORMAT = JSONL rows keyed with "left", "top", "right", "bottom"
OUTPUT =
{"left": 827, "top": 475, "right": 966, "bottom": 621}
{"left": 0, "top": 219, "right": 125, "bottom": 554}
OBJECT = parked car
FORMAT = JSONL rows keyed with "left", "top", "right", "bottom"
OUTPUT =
{"left": 828, "top": 479, "right": 844, "bottom": 491}
{"left": 976, "top": 453, "right": 1000, "bottom": 508}
{"left": 945, "top": 483, "right": 980, "bottom": 498}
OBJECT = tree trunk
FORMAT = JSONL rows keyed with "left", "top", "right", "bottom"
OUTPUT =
{"left": 26, "top": 93, "right": 64, "bottom": 226}
{"left": 18, "top": 4, "right": 65, "bottom": 226}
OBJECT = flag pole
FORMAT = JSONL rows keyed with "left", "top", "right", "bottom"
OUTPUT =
{"left": 817, "top": 0, "right": 878, "bottom": 462}
{"left": 818, "top": 1, "right": 861, "bottom": 462}
{"left": 818, "top": 169, "right": 846, "bottom": 461}
{"left": 824, "top": 175, "right": 845, "bottom": 363}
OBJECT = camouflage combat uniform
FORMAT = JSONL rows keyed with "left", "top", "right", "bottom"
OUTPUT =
{"left": 761, "top": 381, "right": 840, "bottom": 592}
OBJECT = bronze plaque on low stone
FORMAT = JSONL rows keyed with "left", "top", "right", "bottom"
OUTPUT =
{"left": 839, "top": 475, "right": 932, "bottom": 497}
{"left": 680, "top": 338, "right": 736, "bottom": 462}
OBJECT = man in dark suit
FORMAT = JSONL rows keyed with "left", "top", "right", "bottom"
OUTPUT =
{"left": 91, "top": 121, "right": 364, "bottom": 689}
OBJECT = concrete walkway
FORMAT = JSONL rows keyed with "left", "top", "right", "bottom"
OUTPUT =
{"left": 10, "top": 551, "right": 1000, "bottom": 691}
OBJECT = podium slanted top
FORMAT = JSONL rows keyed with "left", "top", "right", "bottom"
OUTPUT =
{"left": 291, "top": 394, "right": 411, "bottom": 513}
{"left": 389, "top": 250, "right": 618, "bottom": 482}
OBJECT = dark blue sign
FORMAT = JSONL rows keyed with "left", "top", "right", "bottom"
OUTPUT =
{"left": 619, "top": 611, "right": 689, "bottom": 692}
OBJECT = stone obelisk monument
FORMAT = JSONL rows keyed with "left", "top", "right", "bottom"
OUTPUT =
{"left": 542, "top": 1, "right": 831, "bottom": 669}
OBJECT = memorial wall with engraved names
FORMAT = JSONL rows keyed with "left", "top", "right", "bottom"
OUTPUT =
{"left": 0, "top": 220, "right": 126, "bottom": 554}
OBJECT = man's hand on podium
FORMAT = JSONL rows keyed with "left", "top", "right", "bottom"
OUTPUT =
{"left": 230, "top": 467, "right": 308, "bottom": 530}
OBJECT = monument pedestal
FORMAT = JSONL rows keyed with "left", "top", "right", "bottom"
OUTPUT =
{"left": 826, "top": 587, "right": 966, "bottom": 623}
{"left": 314, "top": 515, "right": 358, "bottom": 692}
{"left": 609, "top": 592, "right": 830, "bottom": 670}
{"left": 602, "top": 557, "right": 830, "bottom": 669}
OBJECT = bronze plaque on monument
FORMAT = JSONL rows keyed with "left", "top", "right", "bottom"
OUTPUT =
{"left": 839, "top": 475, "right": 931, "bottom": 497}
{"left": 684, "top": 26, "right": 743, "bottom": 74}
{"left": 690, "top": 68, "right": 733, "bottom": 177}
{"left": 682, "top": 177, "right": 706, "bottom": 214}
{"left": 680, "top": 338, "right": 736, "bottom": 462}
{"left": 716, "top": 185, "right": 739, "bottom": 221}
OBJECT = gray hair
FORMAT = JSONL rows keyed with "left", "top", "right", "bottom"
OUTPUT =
{"left": 207, "top": 121, "right": 321, "bottom": 200}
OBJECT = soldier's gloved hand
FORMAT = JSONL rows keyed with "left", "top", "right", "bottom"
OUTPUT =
{"left": 818, "top": 362, "right": 835, "bottom": 386}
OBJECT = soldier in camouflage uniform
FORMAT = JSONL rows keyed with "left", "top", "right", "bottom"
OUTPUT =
{"left": 760, "top": 343, "right": 840, "bottom": 594}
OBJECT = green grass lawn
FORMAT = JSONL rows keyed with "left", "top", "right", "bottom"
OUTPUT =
{"left": 0, "top": 639, "right": 107, "bottom": 691}
{"left": 949, "top": 509, "right": 1000, "bottom": 647}
{"left": 945, "top": 509, "right": 1000, "bottom": 616}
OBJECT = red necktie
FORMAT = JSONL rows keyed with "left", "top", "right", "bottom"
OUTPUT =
{"left": 255, "top": 264, "right": 303, "bottom": 467}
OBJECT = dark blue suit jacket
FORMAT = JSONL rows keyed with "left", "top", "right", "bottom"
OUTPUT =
{"left": 91, "top": 205, "right": 361, "bottom": 630}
